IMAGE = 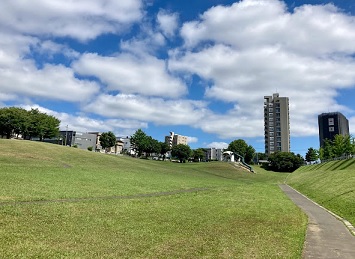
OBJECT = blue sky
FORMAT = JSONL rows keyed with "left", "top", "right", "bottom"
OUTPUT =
{"left": 1, "top": 0, "right": 355, "bottom": 156}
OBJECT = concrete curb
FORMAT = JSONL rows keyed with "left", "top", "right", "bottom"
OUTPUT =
{"left": 285, "top": 184, "right": 355, "bottom": 236}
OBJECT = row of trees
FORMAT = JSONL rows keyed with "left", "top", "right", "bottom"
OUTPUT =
{"left": 0, "top": 107, "right": 60, "bottom": 140}
{"left": 130, "top": 129, "right": 170, "bottom": 158}
{"left": 305, "top": 134, "right": 355, "bottom": 162}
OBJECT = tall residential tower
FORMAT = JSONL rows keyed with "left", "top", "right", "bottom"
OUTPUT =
{"left": 264, "top": 93, "right": 290, "bottom": 155}
{"left": 318, "top": 112, "right": 349, "bottom": 148}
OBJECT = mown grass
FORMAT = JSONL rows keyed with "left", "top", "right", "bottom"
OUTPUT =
{"left": 0, "top": 139, "right": 306, "bottom": 258}
{"left": 287, "top": 159, "right": 355, "bottom": 226}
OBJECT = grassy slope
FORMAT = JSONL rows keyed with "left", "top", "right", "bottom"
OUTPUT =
{"left": 287, "top": 159, "right": 355, "bottom": 225}
{"left": 0, "top": 140, "right": 306, "bottom": 258}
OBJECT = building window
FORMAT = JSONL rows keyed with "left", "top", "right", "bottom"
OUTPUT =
{"left": 269, "top": 127, "right": 274, "bottom": 131}
{"left": 269, "top": 117, "right": 273, "bottom": 121}
{"left": 329, "top": 127, "right": 334, "bottom": 132}
{"left": 270, "top": 142, "right": 274, "bottom": 146}
{"left": 328, "top": 118, "right": 334, "bottom": 126}
{"left": 269, "top": 122, "right": 274, "bottom": 126}
{"left": 270, "top": 137, "right": 274, "bottom": 141}
{"left": 270, "top": 132, "right": 274, "bottom": 136}
{"left": 269, "top": 108, "right": 273, "bottom": 112}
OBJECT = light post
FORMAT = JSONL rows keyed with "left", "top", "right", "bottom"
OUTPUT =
{"left": 65, "top": 125, "right": 68, "bottom": 146}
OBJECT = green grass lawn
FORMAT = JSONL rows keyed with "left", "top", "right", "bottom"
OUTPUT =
{"left": 0, "top": 139, "right": 306, "bottom": 258}
{"left": 287, "top": 160, "right": 355, "bottom": 226}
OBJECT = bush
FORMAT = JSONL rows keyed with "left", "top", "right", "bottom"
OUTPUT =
{"left": 87, "top": 146, "right": 93, "bottom": 151}
{"left": 268, "top": 152, "right": 304, "bottom": 172}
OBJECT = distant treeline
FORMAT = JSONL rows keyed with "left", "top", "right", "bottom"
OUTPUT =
{"left": 0, "top": 107, "right": 60, "bottom": 140}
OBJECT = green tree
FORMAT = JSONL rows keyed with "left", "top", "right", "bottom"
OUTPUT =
{"left": 322, "top": 139, "right": 334, "bottom": 160}
{"left": 159, "top": 142, "right": 170, "bottom": 160}
{"left": 192, "top": 148, "right": 206, "bottom": 162}
{"left": 0, "top": 107, "right": 60, "bottom": 140}
{"left": 100, "top": 131, "right": 116, "bottom": 151}
{"left": 228, "top": 139, "right": 255, "bottom": 164}
{"left": 305, "top": 147, "right": 318, "bottom": 163}
{"left": 144, "top": 136, "right": 160, "bottom": 157}
{"left": 0, "top": 107, "right": 28, "bottom": 138}
{"left": 130, "top": 129, "right": 149, "bottom": 157}
{"left": 268, "top": 152, "right": 304, "bottom": 172}
{"left": 171, "top": 144, "right": 192, "bottom": 163}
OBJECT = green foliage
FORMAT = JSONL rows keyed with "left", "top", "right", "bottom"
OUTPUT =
{"left": 320, "top": 135, "right": 354, "bottom": 160}
{"left": 255, "top": 152, "right": 268, "bottom": 162}
{"left": 159, "top": 142, "right": 170, "bottom": 159}
{"left": 0, "top": 107, "right": 60, "bottom": 140}
{"left": 87, "top": 146, "right": 93, "bottom": 151}
{"left": 227, "top": 139, "right": 255, "bottom": 164}
{"left": 130, "top": 129, "right": 148, "bottom": 157}
{"left": 268, "top": 152, "right": 304, "bottom": 172}
{"left": 72, "top": 144, "right": 78, "bottom": 148}
{"left": 144, "top": 136, "right": 160, "bottom": 157}
{"left": 305, "top": 147, "right": 318, "bottom": 163}
{"left": 100, "top": 131, "right": 116, "bottom": 150}
{"left": 192, "top": 148, "right": 206, "bottom": 162}
{"left": 171, "top": 144, "right": 192, "bottom": 163}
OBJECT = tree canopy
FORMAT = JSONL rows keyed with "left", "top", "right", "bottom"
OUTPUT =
{"left": 171, "top": 144, "right": 192, "bottom": 163}
{"left": 305, "top": 147, "right": 318, "bottom": 163}
{"left": 192, "top": 148, "right": 206, "bottom": 162}
{"left": 319, "top": 134, "right": 354, "bottom": 161}
{"left": 268, "top": 152, "right": 304, "bottom": 172}
{"left": 227, "top": 139, "right": 255, "bottom": 164}
{"left": 0, "top": 107, "right": 60, "bottom": 140}
{"left": 100, "top": 131, "right": 116, "bottom": 150}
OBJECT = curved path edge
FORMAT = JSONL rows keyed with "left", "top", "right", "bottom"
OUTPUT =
{"left": 279, "top": 184, "right": 355, "bottom": 259}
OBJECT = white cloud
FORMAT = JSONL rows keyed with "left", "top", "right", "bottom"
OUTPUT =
{"left": 21, "top": 104, "right": 147, "bottom": 137}
{"left": 187, "top": 136, "right": 198, "bottom": 143}
{"left": 73, "top": 53, "right": 187, "bottom": 98}
{"left": 83, "top": 94, "right": 210, "bottom": 126}
{"left": 157, "top": 10, "right": 179, "bottom": 38}
{"left": 0, "top": 0, "right": 143, "bottom": 41}
{"left": 32, "top": 40, "right": 80, "bottom": 59}
{"left": 170, "top": 0, "right": 355, "bottom": 138}
{"left": 0, "top": 61, "right": 99, "bottom": 102}
{"left": 206, "top": 142, "right": 228, "bottom": 149}
{"left": 180, "top": 0, "right": 355, "bottom": 55}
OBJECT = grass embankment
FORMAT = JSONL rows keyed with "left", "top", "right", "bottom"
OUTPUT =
{"left": 287, "top": 159, "right": 355, "bottom": 226}
{"left": 0, "top": 139, "right": 306, "bottom": 258}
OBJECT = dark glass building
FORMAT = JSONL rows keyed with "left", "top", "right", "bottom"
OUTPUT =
{"left": 318, "top": 112, "right": 349, "bottom": 148}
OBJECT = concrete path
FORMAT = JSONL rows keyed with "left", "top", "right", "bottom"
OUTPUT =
{"left": 279, "top": 184, "right": 355, "bottom": 259}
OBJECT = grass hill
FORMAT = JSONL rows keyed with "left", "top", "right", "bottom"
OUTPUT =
{"left": 286, "top": 159, "right": 355, "bottom": 226}
{"left": 0, "top": 139, "right": 306, "bottom": 258}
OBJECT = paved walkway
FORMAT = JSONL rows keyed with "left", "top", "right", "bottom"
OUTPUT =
{"left": 280, "top": 184, "right": 355, "bottom": 259}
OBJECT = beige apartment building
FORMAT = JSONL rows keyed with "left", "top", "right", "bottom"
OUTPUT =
{"left": 165, "top": 132, "right": 188, "bottom": 149}
{"left": 264, "top": 93, "right": 290, "bottom": 155}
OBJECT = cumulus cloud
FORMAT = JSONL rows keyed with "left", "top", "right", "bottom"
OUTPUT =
{"left": 187, "top": 136, "right": 198, "bottom": 143}
{"left": 170, "top": 0, "right": 355, "bottom": 138}
{"left": 206, "top": 142, "right": 228, "bottom": 149}
{"left": 157, "top": 10, "right": 179, "bottom": 38}
{"left": 0, "top": 60, "right": 99, "bottom": 102}
{"left": 83, "top": 94, "right": 210, "bottom": 126}
{"left": 73, "top": 53, "right": 187, "bottom": 98}
{"left": 0, "top": 0, "right": 143, "bottom": 41}
{"left": 21, "top": 104, "right": 147, "bottom": 137}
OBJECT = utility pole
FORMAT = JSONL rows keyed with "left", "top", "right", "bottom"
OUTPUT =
{"left": 65, "top": 125, "right": 68, "bottom": 146}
